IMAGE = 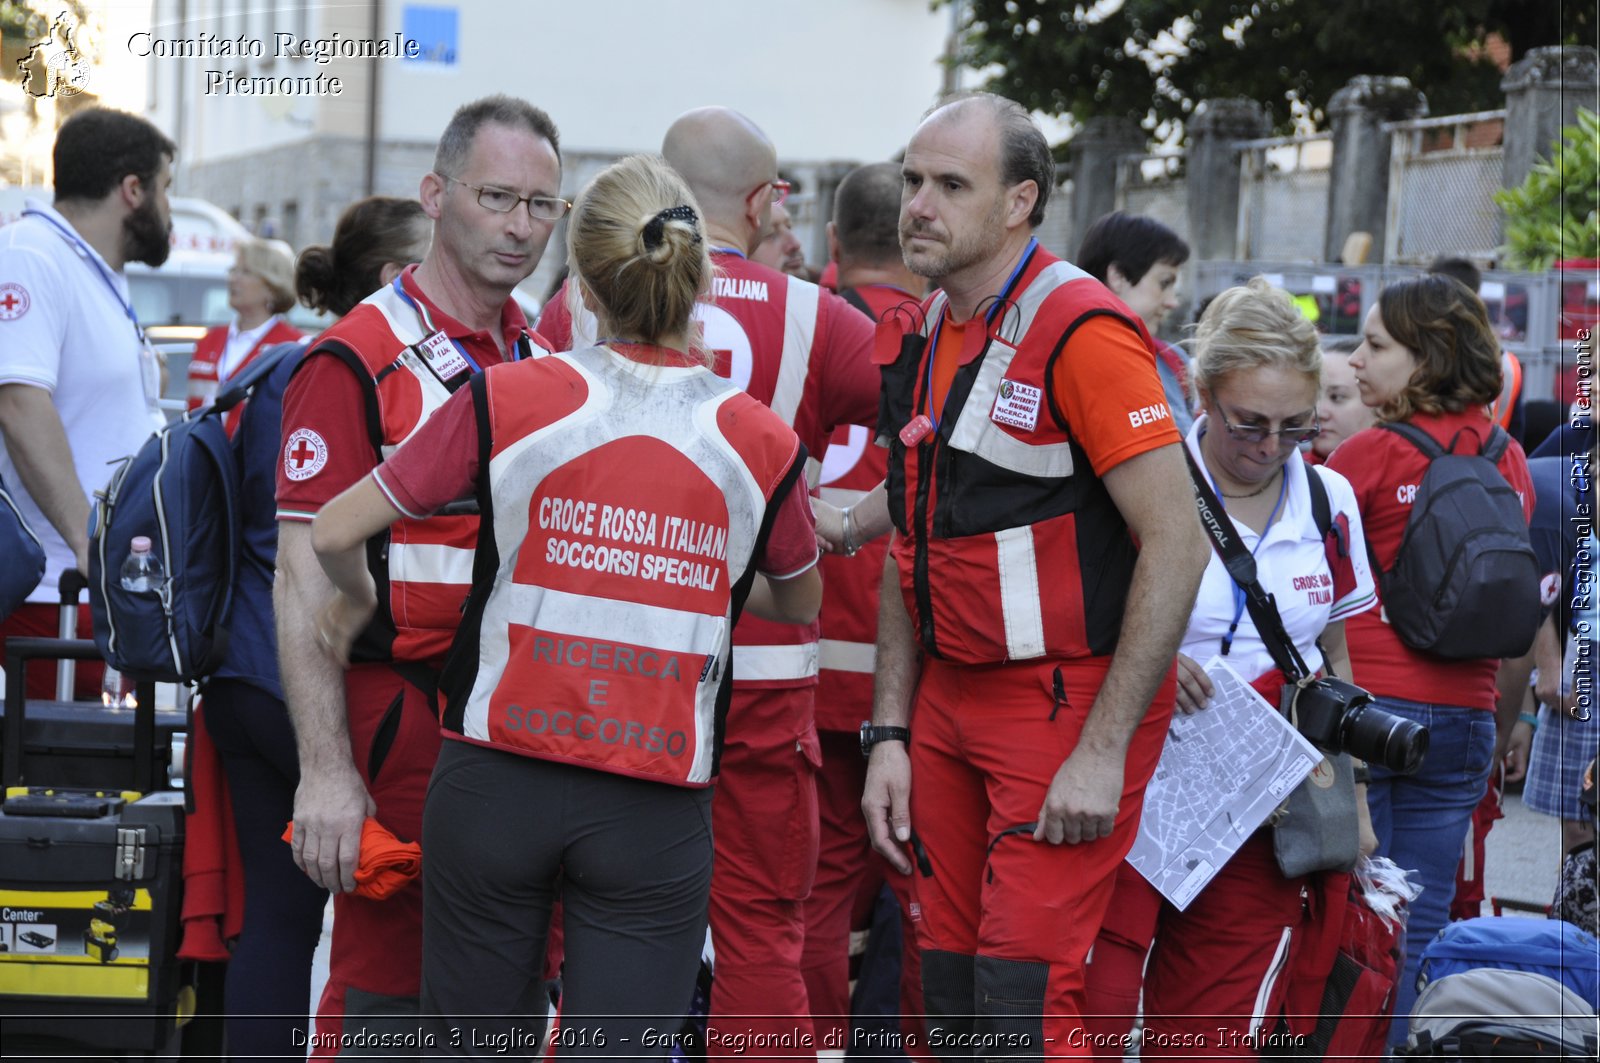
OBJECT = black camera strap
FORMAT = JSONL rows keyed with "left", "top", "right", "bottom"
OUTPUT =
{"left": 1185, "top": 449, "right": 1314, "bottom": 684}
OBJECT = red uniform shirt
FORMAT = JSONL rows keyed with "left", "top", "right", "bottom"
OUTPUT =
{"left": 1327, "top": 409, "right": 1535, "bottom": 709}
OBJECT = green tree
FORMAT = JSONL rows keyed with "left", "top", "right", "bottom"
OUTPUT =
{"left": 947, "top": 0, "right": 1593, "bottom": 141}
{"left": 1496, "top": 109, "right": 1599, "bottom": 271}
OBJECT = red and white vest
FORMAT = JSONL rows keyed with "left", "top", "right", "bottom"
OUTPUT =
{"left": 443, "top": 345, "right": 805, "bottom": 785}
{"left": 555, "top": 252, "right": 832, "bottom": 688}
{"left": 187, "top": 316, "right": 303, "bottom": 436}
{"left": 879, "top": 248, "right": 1158, "bottom": 666}
{"left": 295, "top": 279, "right": 545, "bottom": 665}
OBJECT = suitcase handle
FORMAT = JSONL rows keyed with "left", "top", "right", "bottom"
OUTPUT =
{"left": 55, "top": 569, "right": 89, "bottom": 700}
{"left": 3, "top": 636, "right": 156, "bottom": 793}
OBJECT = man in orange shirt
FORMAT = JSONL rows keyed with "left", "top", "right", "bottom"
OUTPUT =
{"left": 859, "top": 94, "right": 1208, "bottom": 1056}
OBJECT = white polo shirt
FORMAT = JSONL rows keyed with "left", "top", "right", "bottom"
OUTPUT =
{"left": 1181, "top": 417, "right": 1377, "bottom": 682}
{"left": 0, "top": 199, "right": 164, "bottom": 603}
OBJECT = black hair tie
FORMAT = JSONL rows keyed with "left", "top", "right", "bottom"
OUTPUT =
{"left": 643, "top": 205, "right": 701, "bottom": 251}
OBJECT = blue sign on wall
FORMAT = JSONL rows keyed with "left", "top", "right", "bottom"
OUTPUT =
{"left": 403, "top": 5, "right": 458, "bottom": 66}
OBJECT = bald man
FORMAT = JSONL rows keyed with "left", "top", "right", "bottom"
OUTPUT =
{"left": 539, "top": 107, "right": 879, "bottom": 1058}
{"left": 860, "top": 95, "right": 1207, "bottom": 1056}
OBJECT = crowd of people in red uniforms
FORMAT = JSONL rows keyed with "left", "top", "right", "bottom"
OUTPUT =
{"left": 3, "top": 85, "right": 1562, "bottom": 1063}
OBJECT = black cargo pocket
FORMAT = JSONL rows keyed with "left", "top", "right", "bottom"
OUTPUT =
{"left": 367, "top": 690, "right": 404, "bottom": 783}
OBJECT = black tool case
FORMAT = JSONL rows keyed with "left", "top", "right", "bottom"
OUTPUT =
{"left": 1, "top": 591, "right": 194, "bottom": 1055}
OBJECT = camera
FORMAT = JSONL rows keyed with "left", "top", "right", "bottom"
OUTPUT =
{"left": 1289, "top": 676, "right": 1428, "bottom": 775}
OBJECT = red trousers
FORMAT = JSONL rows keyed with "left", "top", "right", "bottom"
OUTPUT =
{"left": 1085, "top": 837, "right": 1314, "bottom": 1061}
{"left": 1, "top": 602, "right": 104, "bottom": 700}
{"left": 708, "top": 685, "right": 821, "bottom": 1058}
{"left": 801, "top": 729, "right": 930, "bottom": 1059}
{"left": 310, "top": 663, "right": 442, "bottom": 1054}
{"left": 909, "top": 655, "right": 1173, "bottom": 1058}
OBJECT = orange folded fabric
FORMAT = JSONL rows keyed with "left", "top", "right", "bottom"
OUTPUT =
{"left": 281, "top": 817, "right": 422, "bottom": 900}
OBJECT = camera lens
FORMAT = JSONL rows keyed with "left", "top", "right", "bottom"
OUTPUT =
{"left": 1341, "top": 702, "right": 1429, "bottom": 775}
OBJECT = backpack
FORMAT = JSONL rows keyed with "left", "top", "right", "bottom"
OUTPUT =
{"left": 1370, "top": 422, "right": 1541, "bottom": 660}
{"left": 1404, "top": 968, "right": 1598, "bottom": 1058}
{"left": 86, "top": 344, "right": 299, "bottom": 683}
{"left": 0, "top": 472, "right": 47, "bottom": 621}
{"left": 1414, "top": 915, "right": 1600, "bottom": 1008}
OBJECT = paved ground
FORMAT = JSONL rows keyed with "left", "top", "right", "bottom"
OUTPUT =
{"left": 303, "top": 788, "right": 1567, "bottom": 1047}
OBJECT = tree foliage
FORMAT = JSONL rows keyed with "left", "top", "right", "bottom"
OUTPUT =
{"left": 1496, "top": 109, "right": 1599, "bottom": 271}
{"left": 946, "top": 0, "right": 1593, "bottom": 141}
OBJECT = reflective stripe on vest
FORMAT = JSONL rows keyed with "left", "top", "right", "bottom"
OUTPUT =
{"left": 771, "top": 275, "right": 820, "bottom": 424}
{"left": 818, "top": 638, "right": 875, "bottom": 675}
{"left": 994, "top": 525, "right": 1047, "bottom": 660}
{"left": 733, "top": 642, "right": 821, "bottom": 682}
{"left": 458, "top": 346, "right": 788, "bottom": 785}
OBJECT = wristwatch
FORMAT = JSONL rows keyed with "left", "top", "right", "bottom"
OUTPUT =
{"left": 860, "top": 722, "right": 911, "bottom": 758}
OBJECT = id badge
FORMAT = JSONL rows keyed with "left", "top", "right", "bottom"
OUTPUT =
{"left": 419, "top": 330, "right": 471, "bottom": 380}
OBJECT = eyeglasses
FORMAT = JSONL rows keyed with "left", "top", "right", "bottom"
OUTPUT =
{"left": 441, "top": 175, "right": 571, "bottom": 220}
{"left": 1214, "top": 404, "right": 1320, "bottom": 446}
{"left": 750, "top": 178, "right": 791, "bottom": 206}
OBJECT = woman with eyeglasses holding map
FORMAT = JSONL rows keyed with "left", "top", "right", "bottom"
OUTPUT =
{"left": 1083, "top": 278, "right": 1379, "bottom": 1058}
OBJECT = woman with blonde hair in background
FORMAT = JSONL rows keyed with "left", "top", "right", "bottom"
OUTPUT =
{"left": 186, "top": 236, "right": 303, "bottom": 431}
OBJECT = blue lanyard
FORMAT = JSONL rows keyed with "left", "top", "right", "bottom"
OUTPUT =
{"left": 923, "top": 237, "right": 1038, "bottom": 429}
{"left": 23, "top": 208, "right": 146, "bottom": 346}
{"left": 1200, "top": 437, "right": 1290, "bottom": 656}
{"left": 389, "top": 276, "right": 488, "bottom": 374}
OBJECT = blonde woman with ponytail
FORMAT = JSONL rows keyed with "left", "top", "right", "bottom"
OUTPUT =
{"left": 309, "top": 154, "right": 822, "bottom": 1054}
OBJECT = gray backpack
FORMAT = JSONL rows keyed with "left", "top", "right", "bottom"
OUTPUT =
{"left": 1404, "top": 967, "right": 1597, "bottom": 1058}
{"left": 1372, "top": 423, "right": 1541, "bottom": 660}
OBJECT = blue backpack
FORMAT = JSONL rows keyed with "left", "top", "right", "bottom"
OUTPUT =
{"left": 1415, "top": 915, "right": 1600, "bottom": 1008}
{"left": 0, "top": 472, "right": 46, "bottom": 621}
{"left": 87, "top": 345, "right": 298, "bottom": 682}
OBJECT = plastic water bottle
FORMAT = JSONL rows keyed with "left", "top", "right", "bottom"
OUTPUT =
{"left": 101, "top": 664, "right": 131, "bottom": 707}
{"left": 119, "top": 536, "right": 166, "bottom": 594}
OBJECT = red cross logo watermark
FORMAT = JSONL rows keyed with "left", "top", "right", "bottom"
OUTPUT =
{"left": 283, "top": 427, "right": 329, "bottom": 482}
{"left": 0, "top": 283, "right": 31, "bottom": 321}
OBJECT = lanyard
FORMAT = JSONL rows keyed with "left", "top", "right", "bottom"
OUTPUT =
{"left": 1199, "top": 436, "right": 1290, "bottom": 657}
{"left": 23, "top": 208, "right": 147, "bottom": 346}
{"left": 389, "top": 276, "right": 487, "bottom": 374}
{"left": 923, "top": 237, "right": 1038, "bottom": 429}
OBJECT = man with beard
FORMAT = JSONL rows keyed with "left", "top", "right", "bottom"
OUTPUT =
{"left": 275, "top": 95, "right": 560, "bottom": 1050}
{"left": 0, "top": 107, "right": 173, "bottom": 698}
{"left": 860, "top": 94, "right": 1208, "bottom": 1055}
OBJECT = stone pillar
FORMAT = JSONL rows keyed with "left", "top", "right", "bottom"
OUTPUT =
{"left": 1185, "top": 98, "right": 1268, "bottom": 262}
{"left": 1503, "top": 45, "right": 1600, "bottom": 190}
{"left": 1324, "top": 76, "right": 1427, "bottom": 263}
{"left": 1065, "top": 116, "right": 1144, "bottom": 259}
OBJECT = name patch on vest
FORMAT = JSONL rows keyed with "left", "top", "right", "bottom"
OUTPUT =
{"left": 991, "top": 378, "right": 1042, "bottom": 431}
{"left": 418, "top": 330, "right": 471, "bottom": 380}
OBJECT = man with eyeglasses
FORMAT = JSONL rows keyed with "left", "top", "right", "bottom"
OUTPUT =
{"left": 539, "top": 105, "right": 880, "bottom": 1059}
{"left": 275, "top": 94, "right": 560, "bottom": 1051}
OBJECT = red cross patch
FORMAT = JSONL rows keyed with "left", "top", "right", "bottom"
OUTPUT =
{"left": 0, "top": 283, "right": 31, "bottom": 321}
{"left": 283, "top": 427, "right": 329, "bottom": 482}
